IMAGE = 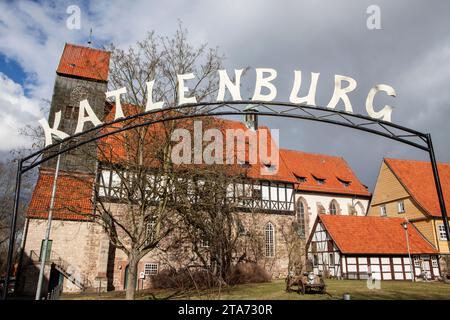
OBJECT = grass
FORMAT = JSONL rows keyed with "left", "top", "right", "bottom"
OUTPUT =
{"left": 61, "top": 279, "right": 450, "bottom": 300}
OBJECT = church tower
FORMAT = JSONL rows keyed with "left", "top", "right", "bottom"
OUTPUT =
{"left": 42, "top": 43, "right": 111, "bottom": 173}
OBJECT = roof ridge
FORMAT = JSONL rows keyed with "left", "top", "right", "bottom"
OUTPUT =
{"left": 385, "top": 157, "right": 450, "bottom": 167}
{"left": 280, "top": 148, "right": 343, "bottom": 159}
{"left": 64, "top": 42, "right": 111, "bottom": 54}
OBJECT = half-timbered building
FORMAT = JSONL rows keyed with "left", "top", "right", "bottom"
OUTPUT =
{"left": 307, "top": 215, "right": 441, "bottom": 280}
{"left": 19, "top": 43, "right": 371, "bottom": 295}
{"left": 367, "top": 158, "right": 450, "bottom": 275}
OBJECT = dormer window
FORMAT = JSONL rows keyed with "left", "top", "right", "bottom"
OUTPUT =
{"left": 294, "top": 174, "right": 307, "bottom": 183}
{"left": 337, "top": 177, "right": 351, "bottom": 187}
{"left": 313, "top": 175, "right": 325, "bottom": 185}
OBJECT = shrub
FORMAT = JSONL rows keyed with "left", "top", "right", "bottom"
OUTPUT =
{"left": 228, "top": 263, "right": 271, "bottom": 285}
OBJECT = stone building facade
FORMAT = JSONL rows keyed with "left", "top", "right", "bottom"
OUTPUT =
{"left": 19, "top": 43, "right": 371, "bottom": 296}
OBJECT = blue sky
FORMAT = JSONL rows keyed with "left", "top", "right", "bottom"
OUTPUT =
{"left": 0, "top": 0, "right": 449, "bottom": 190}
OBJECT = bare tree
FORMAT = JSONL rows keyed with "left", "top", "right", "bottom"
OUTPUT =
{"left": 0, "top": 161, "right": 32, "bottom": 278}
{"left": 68, "top": 25, "right": 225, "bottom": 300}
{"left": 172, "top": 164, "right": 248, "bottom": 287}
{"left": 281, "top": 222, "right": 306, "bottom": 292}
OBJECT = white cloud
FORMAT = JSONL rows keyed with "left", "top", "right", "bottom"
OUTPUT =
{"left": 0, "top": 0, "right": 449, "bottom": 188}
{"left": 0, "top": 72, "right": 43, "bottom": 151}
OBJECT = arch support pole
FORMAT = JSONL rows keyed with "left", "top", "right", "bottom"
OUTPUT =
{"left": 2, "top": 160, "right": 23, "bottom": 300}
{"left": 427, "top": 134, "right": 450, "bottom": 252}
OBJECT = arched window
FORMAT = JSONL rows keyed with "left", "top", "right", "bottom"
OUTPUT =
{"left": 329, "top": 200, "right": 339, "bottom": 215}
{"left": 354, "top": 201, "right": 365, "bottom": 216}
{"left": 296, "top": 198, "right": 308, "bottom": 238}
{"left": 265, "top": 223, "right": 275, "bottom": 257}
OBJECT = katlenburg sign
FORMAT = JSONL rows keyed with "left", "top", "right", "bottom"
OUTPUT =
{"left": 38, "top": 68, "right": 396, "bottom": 146}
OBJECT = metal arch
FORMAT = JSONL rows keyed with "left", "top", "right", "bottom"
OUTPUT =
{"left": 20, "top": 101, "right": 430, "bottom": 174}
{"left": 3, "top": 101, "right": 450, "bottom": 299}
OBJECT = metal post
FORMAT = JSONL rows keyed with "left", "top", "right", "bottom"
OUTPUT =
{"left": 402, "top": 220, "right": 415, "bottom": 282}
{"left": 2, "top": 160, "right": 23, "bottom": 300}
{"left": 426, "top": 134, "right": 450, "bottom": 251}
{"left": 35, "top": 144, "right": 62, "bottom": 300}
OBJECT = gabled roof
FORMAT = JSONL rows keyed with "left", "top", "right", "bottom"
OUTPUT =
{"left": 280, "top": 149, "right": 370, "bottom": 197}
{"left": 56, "top": 43, "right": 110, "bottom": 82}
{"left": 385, "top": 158, "right": 450, "bottom": 217}
{"left": 99, "top": 104, "right": 297, "bottom": 184}
{"left": 316, "top": 215, "right": 437, "bottom": 255}
{"left": 27, "top": 169, "right": 94, "bottom": 221}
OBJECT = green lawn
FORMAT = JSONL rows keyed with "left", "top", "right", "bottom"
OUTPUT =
{"left": 62, "top": 279, "right": 450, "bottom": 300}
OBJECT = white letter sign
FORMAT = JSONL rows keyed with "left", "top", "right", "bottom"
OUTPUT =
{"left": 177, "top": 73, "right": 197, "bottom": 105}
{"left": 75, "top": 99, "right": 103, "bottom": 134}
{"left": 289, "top": 71, "right": 320, "bottom": 105}
{"left": 105, "top": 87, "right": 127, "bottom": 120}
{"left": 145, "top": 80, "right": 164, "bottom": 111}
{"left": 39, "top": 111, "right": 70, "bottom": 146}
{"left": 217, "top": 69, "right": 243, "bottom": 101}
{"left": 252, "top": 68, "right": 277, "bottom": 101}
{"left": 326, "top": 74, "right": 357, "bottom": 113}
{"left": 365, "top": 84, "right": 396, "bottom": 122}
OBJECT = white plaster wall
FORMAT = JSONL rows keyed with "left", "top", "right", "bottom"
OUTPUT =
{"left": 294, "top": 192, "right": 369, "bottom": 233}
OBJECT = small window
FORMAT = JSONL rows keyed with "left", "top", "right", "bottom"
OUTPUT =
{"left": 313, "top": 254, "right": 319, "bottom": 266}
{"left": 431, "top": 257, "right": 439, "bottom": 268}
{"left": 329, "top": 253, "right": 335, "bottom": 267}
{"left": 64, "top": 105, "right": 79, "bottom": 120}
{"left": 200, "top": 239, "right": 210, "bottom": 248}
{"left": 398, "top": 200, "right": 405, "bottom": 213}
{"left": 413, "top": 257, "right": 421, "bottom": 268}
{"left": 380, "top": 205, "right": 387, "bottom": 217}
{"left": 337, "top": 178, "right": 351, "bottom": 187}
{"left": 438, "top": 224, "right": 448, "bottom": 241}
{"left": 294, "top": 174, "right": 307, "bottom": 183}
{"left": 313, "top": 175, "right": 326, "bottom": 185}
{"left": 144, "top": 263, "right": 158, "bottom": 275}
{"left": 252, "top": 188, "right": 262, "bottom": 199}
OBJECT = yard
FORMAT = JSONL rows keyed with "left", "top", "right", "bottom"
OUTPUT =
{"left": 61, "top": 279, "right": 450, "bottom": 300}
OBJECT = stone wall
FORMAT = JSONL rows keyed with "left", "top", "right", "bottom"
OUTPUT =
{"left": 20, "top": 208, "right": 301, "bottom": 294}
{"left": 43, "top": 74, "right": 107, "bottom": 173}
{"left": 20, "top": 218, "right": 103, "bottom": 295}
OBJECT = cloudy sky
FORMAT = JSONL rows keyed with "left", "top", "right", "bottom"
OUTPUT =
{"left": 0, "top": 0, "right": 449, "bottom": 190}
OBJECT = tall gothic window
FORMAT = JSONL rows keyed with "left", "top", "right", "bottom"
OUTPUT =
{"left": 296, "top": 199, "right": 307, "bottom": 238}
{"left": 265, "top": 223, "right": 275, "bottom": 257}
{"left": 329, "top": 200, "right": 338, "bottom": 215}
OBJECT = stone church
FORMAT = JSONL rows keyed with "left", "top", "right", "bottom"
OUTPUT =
{"left": 19, "top": 43, "right": 371, "bottom": 296}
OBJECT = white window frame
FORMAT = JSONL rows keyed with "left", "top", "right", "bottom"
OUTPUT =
{"left": 265, "top": 222, "right": 275, "bottom": 257}
{"left": 397, "top": 200, "right": 405, "bottom": 213}
{"left": 144, "top": 263, "right": 158, "bottom": 275}
{"left": 438, "top": 224, "right": 448, "bottom": 241}
{"left": 380, "top": 205, "right": 387, "bottom": 217}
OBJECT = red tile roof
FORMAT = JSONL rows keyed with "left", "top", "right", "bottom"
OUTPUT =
{"left": 27, "top": 170, "right": 94, "bottom": 221}
{"left": 385, "top": 158, "right": 450, "bottom": 217}
{"left": 317, "top": 215, "right": 438, "bottom": 254}
{"left": 99, "top": 104, "right": 297, "bottom": 183}
{"left": 56, "top": 43, "right": 110, "bottom": 81}
{"left": 280, "top": 149, "right": 370, "bottom": 197}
